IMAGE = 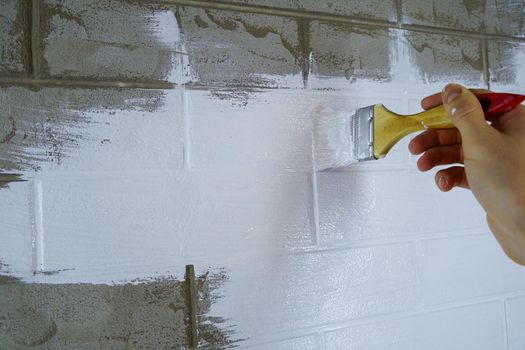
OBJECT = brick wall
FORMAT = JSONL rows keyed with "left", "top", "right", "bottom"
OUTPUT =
{"left": 2, "top": 0, "right": 525, "bottom": 349}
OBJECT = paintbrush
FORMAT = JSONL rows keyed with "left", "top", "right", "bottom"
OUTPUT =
{"left": 313, "top": 93, "right": 525, "bottom": 171}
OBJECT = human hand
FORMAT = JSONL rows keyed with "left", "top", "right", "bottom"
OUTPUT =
{"left": 408, "top": 83, "right": 525, "bottom": 265}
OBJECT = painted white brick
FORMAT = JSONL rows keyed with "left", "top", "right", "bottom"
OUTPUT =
{"left": 40, "top": 169, "right": 313, "bottom": 282}
{"left": 189, "top": 89, "right": 313, "bottom": 170}
{"left": 213, "top": 243, "right": 418, "bottom": 338}
{"left": 419, "top": 234, "right": 525, "bottom": 306}
{"left": 324, "top": 302, "right": 504, "bottom": 350}
{"left": 317, "top": 170, "right": 486, "bottom": 244}
{"left": 56, "top": 89, "right": 184, "bottom": 172}
{"left": 506, "top": 295, "right": 525, "bottom": 350}
{"left": 177, "top": 169, "right": 314, "bottom": 256}
{"left": 0, "top": 181, "right": 32, "bottom": 277}
{"left": 245, "top": 335, "right": 318, "bottom": 350}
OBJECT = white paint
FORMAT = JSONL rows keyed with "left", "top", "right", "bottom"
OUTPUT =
{"left": 30, "top": 179, "right": 44, "bottom": 273}
{"left": 0, "top": 182, "right": 32, "bottom": 276}
{"left": 506, "top": 295, "right": 525, "bottom": 350}
{"left": 324, "top": 302, "right": 505, "bottom": 350}
{"left": 3, "top": 7, "right": 525, "bottom": 350}
{"left": 419, "top": 234, "right": 525, "bottom": 306}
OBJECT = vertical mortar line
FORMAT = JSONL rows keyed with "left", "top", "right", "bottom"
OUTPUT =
{"left": 395, "top": 0, "right": 403, "bottom": 28}
{"left": 482, "top": 38, "right": 491, "bottom": 90}
{"left": 298, "top": 18, "right": 311, "bottom": 89}
{"left": 503, "top": 299, "right": 510, "bottom": 350}
{"left": 310, "top": 170, "right": 320, "bottom": 246}
{"left": 30, "top": 179, "right": 44, "bottom": 273}
{"left": 318, "top": 329, "right": 327, "bottom": 350}
{"left": 413, "top": 239, "right": 422, "bottom": 310}
{"left": 30, "top": 0, "right": 41, "bottom": 78}
{"left": 182, "top": 87, "right": 192, "bottom": 170}
{"left": 185, "top": 264, "right": 198, "bottom": 349}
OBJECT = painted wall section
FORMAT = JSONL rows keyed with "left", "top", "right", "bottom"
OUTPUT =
{"left": 2, "top": 0, "right": 525, "bottom": 349}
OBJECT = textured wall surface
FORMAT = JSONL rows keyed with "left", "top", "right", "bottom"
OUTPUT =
{"left": 2, "top": 0, "right": 525, "bottom": 349}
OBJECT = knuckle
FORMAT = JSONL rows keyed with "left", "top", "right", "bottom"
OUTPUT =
{"left": 451, "top": 102, "right": 480, "bottom": 120}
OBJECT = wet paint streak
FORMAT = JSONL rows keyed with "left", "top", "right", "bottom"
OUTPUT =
{"left": 196, "top": 269, "right": 245, "bottom": 349}
{"left": 0, "top": 173, "right": 24, "bottom": 189}
{"left": 0, "top": 87, "right": 167, "bottom": 173}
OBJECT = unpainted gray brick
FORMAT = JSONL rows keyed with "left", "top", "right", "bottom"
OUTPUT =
{"left": 177, "top": 6, "right": 302, "bottom": 88}
{"left": 0, "top": 280, "right": 188, "bottom": 349}
{"left": 0, "top": 0, "right": 31, "bottom": 76}
{"left": 402, "top": 0, "right": 525, "bottom": 37}
{"left": 201, "top": 0, "right": 397, "bottom": 22}
{"left": 39, "top": 0, "right": 180, "bottom": 82}
{"left": 309, "top": 21, "right": 391, "bottom": 82}
{"left": 403, "top": 30, "right": 485, "bottom": 85}
{"left": 487, "top": 40, "right": 525, "bottom": 88}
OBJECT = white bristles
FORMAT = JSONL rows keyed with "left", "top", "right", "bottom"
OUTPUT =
{"left": 312, "top": 106, "right": 357, "bottom": 171}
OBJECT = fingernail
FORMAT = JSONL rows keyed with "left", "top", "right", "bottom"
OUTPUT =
{"left": 442, "top": 83, "right": 462, "bottom": 104}
{"left": 438, "top": 175, "right": 448, "bottom": 191}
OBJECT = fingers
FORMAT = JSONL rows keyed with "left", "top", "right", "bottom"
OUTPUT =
{"left": 441, "top": 84, "right": 493, "bottom": 145}
{"left": 417, "top": 144, "right": 464, "bottom": 171}
{"left": 409, "top": 129, "right": 461, "bottom": 155}
{"left": 421, "top": 88, "right": 492, "bottom": 110}
{"left": 435, "top": 166, "right": 469, "bottom": 191}
{"left": 421, "top": 93, "right": 443, "bottom": 110}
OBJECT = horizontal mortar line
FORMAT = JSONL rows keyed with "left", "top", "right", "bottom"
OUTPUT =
{"left": 157, "top": 0, "right": 525, "bottom": 43}
{"left": 402, "top": 23, "right": 525, "bottom": 42}
{"left": 183, "top": 82, "right": 305, "bottom": 91}
{"left": 151, "top": 0, "right": 395, "bottom": 27}
{"left": 131, "top": 230, "right": 490, "bottom": 263}
{"left": 242, "top": 332, "right": 320, "bottom": 348}
{"left": 290, "top": 296, "right": 513, "bottom": 336}
{"left": 0, "top": 77, "right": 176, "bottom": 89}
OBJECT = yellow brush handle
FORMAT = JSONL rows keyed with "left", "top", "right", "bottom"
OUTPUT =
{"left": 373, "top": 104, "right": 454, "bottom": 159}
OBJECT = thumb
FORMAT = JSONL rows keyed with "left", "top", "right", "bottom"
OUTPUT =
{"left": 441, "top": 83, "right": 490, "bottom": 144}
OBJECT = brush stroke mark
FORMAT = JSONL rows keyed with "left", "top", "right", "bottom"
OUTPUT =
{"left": 0, "top": 261, "right": 22, "bottom": 285}
{"left": 462, "top": 42, "right": 484, "bottom": 71}
{"left": 196, "top": 269, "right": 245, "bottom": 349}
{"left": 209, "top": 88, "right": 258, "bottom": 108}
{"left": 176, "top": 6, "right": 302, "bottom": 88}
{"left": 0, "top": 268, "right": 239, "bottom": 349}
{"left": 33, "top": 268, "right": 75, "bottom": 276}
{"left": 403, "top": 0, "right": 486, "bottom": 32}
{"left": 309, "top": 21, "right": 391, "bottom": 82}
{"left": 0, "top": 86, "right": 166, "bottom": 173}
{"left": 0, "top": 173, "right": 24, "bottom": 189}
{"left": 0, "top": 0, "right": 31, "bottom": 76}
{"left": 487, "top": 40, "right": 525, "bottom": 87}
{"left": 404, "top": 30, "right": 484, "bottom": 84}
{"left": 38, "top": 0, "right": 179, "bottom": 82}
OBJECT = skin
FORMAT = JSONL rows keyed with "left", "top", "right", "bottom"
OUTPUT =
{"left": 409, "top": 83, "right": 525, "bottom": 265}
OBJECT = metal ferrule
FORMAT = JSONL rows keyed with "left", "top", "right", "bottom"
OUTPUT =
{"left": 352, "top": 105, "right": 375, "bottom": 161}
